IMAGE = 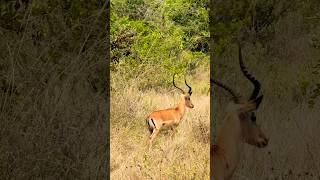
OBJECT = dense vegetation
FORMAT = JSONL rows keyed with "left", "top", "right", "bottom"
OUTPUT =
{"left": 111, "top": 0, "right": 209, "bottom": 89}
{"left": 0, "top": 1, "right": 107, "bottom": 179}
{"left": 110, "top": 0, "right": 210, "bottom": 179}
{"left": 1, "top": 0, "right": 319, "bottom": 179}
{"left": 210, "top": 0, "right": 320, "bottom": 106}
{"left": 210, "top": 1, "right": 320, "bottom": 179}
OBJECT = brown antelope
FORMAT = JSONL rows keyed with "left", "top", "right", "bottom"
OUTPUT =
{"left": 146, "top": 74, "right": 194, "bottom": 150}
{"left": 211, "top": 45, "right": 269, "bottom": 180}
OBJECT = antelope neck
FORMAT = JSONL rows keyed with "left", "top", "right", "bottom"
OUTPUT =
{"left": 215, "top": 114, "right": 244, "bottom": 172}
{"left": 175, "top": 97, "right": 186, "bottom": 117}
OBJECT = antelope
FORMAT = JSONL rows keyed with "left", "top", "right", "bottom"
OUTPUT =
{"left": 146, "top": 74, "right": 194, "bottom": 150}
{"left": 211, "top": 45, "right": 269, "bottom": 180}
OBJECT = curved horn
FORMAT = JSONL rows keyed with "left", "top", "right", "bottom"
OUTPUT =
{"left": 173, "top": 74, "right": 184, "bottom": 93}
{"left": 211, "top": 78, "right": 240, "bottom": 103}
{"left": 238, "top": 45, "right": 261, "bottom": 100}
{"left": 184, "top": 75, "right": 192, "bottom": 95}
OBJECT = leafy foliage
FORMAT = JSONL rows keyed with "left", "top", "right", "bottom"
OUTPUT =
{"left": 111, "top": 0, "right": 209, "bottom": 90}
{"left": 210, "top": 0, "right": 320, "bottom": 108}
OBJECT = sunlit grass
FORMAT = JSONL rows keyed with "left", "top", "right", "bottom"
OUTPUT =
{"left": 110, "top": 67, "right": 210, "bottom": 179}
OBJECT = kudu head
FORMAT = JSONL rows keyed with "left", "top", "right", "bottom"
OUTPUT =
{"left": 212, "top": 45, "right": 268, "bottom": 148}
{"left": 173, "top": 74, "right": 194, "bottom": 109}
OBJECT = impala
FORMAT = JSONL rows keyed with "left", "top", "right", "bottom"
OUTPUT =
{"left": 211, "top": 45, "right": 269, "bottom": 180}
{"left": 146, "top": 74, "right": 194, "bottom": 150}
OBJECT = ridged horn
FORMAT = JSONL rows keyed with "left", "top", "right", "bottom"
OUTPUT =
{"left": 211, "top": 78, "right": 240, "bottom": 103}
{"left": 238, "top": 45, "right": 261, "bottom": 100}
{"left": 184, "top": 75, "right": 192, "bottom": 95}
{"left": 173, "top": 74, "right": 185, "bottom": 94}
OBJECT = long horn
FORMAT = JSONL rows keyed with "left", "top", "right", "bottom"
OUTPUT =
{"left": 238, "top": 44, "right": 261, "bottom": 100}
{"left": 184, "top": 75, "right": 192, "bottom": 95}
{"left": 173, "top": 74, "right": 185, "bottom": 93}
{"left": 211, "top": 78, "right": 240, "bottom": 103}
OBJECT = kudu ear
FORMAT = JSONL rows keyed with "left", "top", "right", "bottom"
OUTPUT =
{"left": 254, "top": 95, "right": 263, "bottom": 109}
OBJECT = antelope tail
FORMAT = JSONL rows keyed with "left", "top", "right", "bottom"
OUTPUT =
{"left": 146, "top": 118, "right": 155, "bottom": 134}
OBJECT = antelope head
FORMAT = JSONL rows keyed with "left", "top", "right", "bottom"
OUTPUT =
{"left": 212, "top": 45, "right": 268, "bottom": 148}
{"left": 235, "top": 95, "right": 267, "bottom": 148}
{"left": 173, "top": 74, "right": 194, "bottom": 109}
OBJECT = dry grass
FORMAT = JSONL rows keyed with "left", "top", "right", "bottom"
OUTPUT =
{"left": 110, "top": 68, "right": 210, "bottom": 179}
{"left": 214, "top": 62, "right": 320, "bottom": 179}
{"left": 235, "top": 103, "right": 320, "bottom": 180}
{"left": 213, "top": 13, "right": 320, "bottom": 179}
{"left": 0, "top": 3, "right": 108, "bottom": 178}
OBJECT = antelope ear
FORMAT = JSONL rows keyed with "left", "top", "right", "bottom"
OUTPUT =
{"left": 239, "top": 95, "right": 264, "bottom": 113}
{"left": 254, "top": 95, "right": 263, "bottom": 109}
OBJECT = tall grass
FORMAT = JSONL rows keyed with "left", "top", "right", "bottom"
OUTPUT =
{"left": 110, "top": 63, "right": 210, "bottom": 179}
{"left": 0, "top": 2, "right": 107, "bottom": 178}
{"left": 213, "top": 13, "right": 320, "bottom": 179}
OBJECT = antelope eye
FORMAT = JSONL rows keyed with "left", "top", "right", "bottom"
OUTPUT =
{"left": 251, "top": 115, "right": 256, "bottom": 122}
